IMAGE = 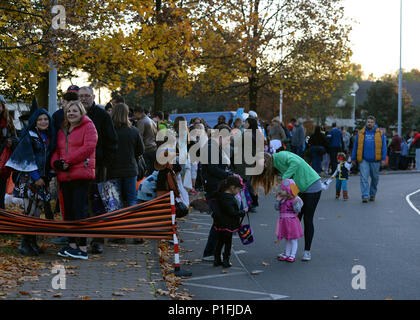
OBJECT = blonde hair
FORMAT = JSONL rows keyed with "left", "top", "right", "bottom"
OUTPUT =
{"left": 111, "top": 103, "right": 131, "bottom": 129}
{"left": 63, "top": 100, "right": 86, "bottom": 129}
{"left": 251, "top": 152, "right": 278, "bottom": 195}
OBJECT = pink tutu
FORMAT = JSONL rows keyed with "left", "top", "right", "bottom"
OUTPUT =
{"left": 275, "top": 216, "right": 303, "bottom": 241}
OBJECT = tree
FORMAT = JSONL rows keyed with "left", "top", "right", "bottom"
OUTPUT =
{"left": 197, "top": 0, "right": 352, "bottom": 114}
{"left": 0, "top": 1, "right": 126, "bottom": 104}
{"left": 362, "top": 81, "right": 414, "bottom": 132}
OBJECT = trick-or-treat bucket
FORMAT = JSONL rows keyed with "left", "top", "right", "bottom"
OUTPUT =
{"left": 238, "top": 223, "right": 254, "bottom": 245}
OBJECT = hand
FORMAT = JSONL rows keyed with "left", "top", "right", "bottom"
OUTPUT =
{"left": 34, "top": 178, "right": 45, "bottom": 187}
{"left": 352, "top": 161, "right": 356, "bottom": 166}
{"left": 381, "top": 160, "right": 386, "bottom": 167}
{"left": 5, "top": 139, "right": 12, "bottom": 148}
{"left": 63, "top": 162, "right": 70, "bottom": 171}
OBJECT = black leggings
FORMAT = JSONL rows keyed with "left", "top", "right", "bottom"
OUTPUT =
{"left": 298, "top": 191, "right": 322, "bottom": 251}
{"left": 215, "top": 230, "right": 233, "bottom": 259}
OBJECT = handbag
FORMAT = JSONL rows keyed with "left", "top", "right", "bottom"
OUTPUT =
{"left": 238, "top": 212, "right": 254, "bottom": 245}
{"left": 175, "top": 199, "right": 189, "bottom": 218}
{"left": 96, "top": 179, "right": 123, "bottom": 213}
{"left": 137, "top": 156, "right": 147, "bottom": 181}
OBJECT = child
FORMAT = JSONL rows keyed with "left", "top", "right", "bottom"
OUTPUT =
{"left": 213, "top": 176, "right": 246, "bottom": 268}
{"left": 332, "top": 152, "right": 352, "bottom": 200}
{"left": 275, "top": 179, "right": 304, "bottom": 263}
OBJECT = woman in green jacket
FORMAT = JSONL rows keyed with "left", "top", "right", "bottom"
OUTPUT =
{"left": 253, "top": 151, "right": 322, "bottom": 261}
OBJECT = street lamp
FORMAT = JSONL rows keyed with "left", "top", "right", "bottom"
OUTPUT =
{"left": 350, "top": 92, "right": 356, "bottom": 128}
{"left": 397, "top": 0, "right": 403, "bottom": 137}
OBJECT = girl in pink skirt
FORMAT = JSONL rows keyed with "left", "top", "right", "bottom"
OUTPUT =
{"left": 275, "top": 179, "right": 304, "bottom": 263}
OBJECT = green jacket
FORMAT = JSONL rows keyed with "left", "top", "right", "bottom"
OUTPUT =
{"left": 273, "top": 151, "right": 320, "bottom": 193}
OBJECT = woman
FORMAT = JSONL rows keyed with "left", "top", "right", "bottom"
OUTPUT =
{"left": 252, "top": 151, "right": 322, "bottom": 261}
{"left": 174, "top": 116, "right": 192, "bottom": 191}
{"left": 108, "top": 103, "right": 144, "bottom": 207}
{"left": 6, "top": 108, "right": 55, "bottom": 256}
{"left": 0, "top": 95, "right": 18, "bottom": 209}
{"left": 308, "top": 126, "right": 328, "bottom": 174}
{"left": 51, "top": 100, "right": 98, "bottom": 260}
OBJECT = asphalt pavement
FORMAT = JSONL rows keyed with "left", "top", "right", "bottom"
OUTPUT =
{"left": 176, "top": 173, "right": 420, "bottom": 300}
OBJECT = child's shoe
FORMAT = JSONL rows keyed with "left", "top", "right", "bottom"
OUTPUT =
{"left": 336, "top": 191, "right": 340, "bottom": 199}
{"left": 277, "top": 253, "right": 288, "bottom": 261}
{"left": 213, "top": 255, "right": 223, "bottom": 267}
{"left": 343, "top": 191, "right": 349, "bottom": 201}
{"left": 286, "top": 256, "right": 296, "bottom": 263}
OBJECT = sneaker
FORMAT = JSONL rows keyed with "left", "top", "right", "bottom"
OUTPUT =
{"left": 277, "top": 253, "right": 288, "bottom": 261}
{"left": 64, "top": 247, "right": 88, "bottom": 260}
{"left": 369, "top": 196, "right": 375, "bottom": 202}
{"left": 301, "top": 251, "right": 311, "bottom": 261}
{"left": 362, "top": 198, "right": 369, "bottom": 203}
{"left": 286, "top": 256, "right": 296, "bottom": 263}
{"left": 202, "top": 255, "right": 214, "bottom": 262}
{"left": 57, "top": 246, "right": 71, "bottom": 257}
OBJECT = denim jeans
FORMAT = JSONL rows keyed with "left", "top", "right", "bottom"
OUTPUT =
{"left": 359, "top": 160, "right": 380, "bottom": 199}
{"left": 310, "top": 146, "right": 324, "bottom": 173}
{"left": 291, "top": 145, "right": 303, "bottom": 158}
{"left": 117, "top": 176, "right": 138, "bottom": 207}
{"left": 335, "top": 179, "right": 348, "bottom": 192}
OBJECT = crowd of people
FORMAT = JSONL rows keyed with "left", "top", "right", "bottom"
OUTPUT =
{"left": 1, "top": 86, "right": 419, "bottom": 265}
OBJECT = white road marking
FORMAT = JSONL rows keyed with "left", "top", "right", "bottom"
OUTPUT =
{"left": 183, "top": 283, "right": 288, "bottom": 300}
{"left": 184, "top": 272, "right": 247, "bottom": 281}
{"left": 405, "top": 188, "right": 420, "bottom": 215}
{"left": 179, "top": 230, "right": 209, "bottom": 236}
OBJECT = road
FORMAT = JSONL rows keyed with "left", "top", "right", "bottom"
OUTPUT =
{"left": 176, "top": 173, "right": 420, "bottom": 300}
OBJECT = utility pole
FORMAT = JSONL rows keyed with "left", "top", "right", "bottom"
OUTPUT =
{"left": 397, "top": 0, "right": 403, "bottom": 136}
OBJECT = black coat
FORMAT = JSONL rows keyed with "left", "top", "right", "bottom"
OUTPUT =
{"left": 87, "top": 103, "right": 118, "bottom": 167}
{"left": 214, "top": 192, "right": 245, "bottom": 231}
{"left": 108, "top": 126, "right": 144, "bottom": 179}
{"left": 201, "top": 139, "right": 231, "bottom": 198}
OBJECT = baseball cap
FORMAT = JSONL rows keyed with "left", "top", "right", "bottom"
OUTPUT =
{"left": 67, "top": 85, "right": 80, "bottom": 93}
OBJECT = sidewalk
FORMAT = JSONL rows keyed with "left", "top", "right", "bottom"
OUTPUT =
{"left": 1, "top": 238, "right": 169, "bottom": 300}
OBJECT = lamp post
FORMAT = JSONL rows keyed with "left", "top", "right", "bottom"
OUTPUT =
{"left": 397, "top": 0, "right": 403, "bottom": 137}
{"left": 350, "top": 92, "right": 356, "bottom": 129}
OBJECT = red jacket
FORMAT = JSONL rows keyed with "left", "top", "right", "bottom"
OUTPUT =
{"left": 51, "top": 116, "right": 98, "bottom": 182}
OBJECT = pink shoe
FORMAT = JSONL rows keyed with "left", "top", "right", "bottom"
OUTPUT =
{"left": 286, "top": 256, "right": 296, "bottom": 263}
{"left": 277, "top": 253, "right": 288, "bottom": 261}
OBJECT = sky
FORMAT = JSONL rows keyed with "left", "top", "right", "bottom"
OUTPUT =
{"left": 343, "top": 0, "right": 420, "bottom": 79}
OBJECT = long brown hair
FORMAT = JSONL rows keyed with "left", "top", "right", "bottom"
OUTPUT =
{"left": 251, "top": 152, "right": 278, "bottom": 195}
{"left": 111, "top": 103, "right": 131, "bottom": 129}
{"left": 0, "top": 101, "right": 17, "bottom": 136}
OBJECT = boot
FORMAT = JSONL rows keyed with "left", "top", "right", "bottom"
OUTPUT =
{"left": 336, "top": 191, "right": 340, "bottom": 199}
{"left": 213, "top": 255, "right": 223, "bottom": 267}
{"left": 222, "top": 254, "right": 232, "bottom": 268}
{"left": 343, "top": 191, "right": 349, "bottom": 201}
{"left": 29, "top": 236, "right": 44, "bottom": 255}
{"left": 18, "top": 236, "right": 38, "bottom": 256}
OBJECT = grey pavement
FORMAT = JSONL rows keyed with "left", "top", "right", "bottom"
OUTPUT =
{"left": 3, "top": 239, "right": 168, "bottom": 300}
{"left": 175, "top": 173, "right": 420, "bottom": 300}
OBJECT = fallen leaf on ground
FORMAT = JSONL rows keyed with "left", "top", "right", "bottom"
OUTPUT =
{"left": 19, "top": 291, "right": 30, "bottom": 296}
{"left": 262, "top": 262, "right": 270, "bottom": 266}
{"left": 112, "top": 292, "right": 124, "bottom": 296}
{"left": 52, "top": 293, "right": 62, "bottom": 298}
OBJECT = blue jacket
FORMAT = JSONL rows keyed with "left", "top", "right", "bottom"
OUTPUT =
{"left": 351, "top": 125, "right": 387, "bottom": 162}
{"left": 327, "top": 127, "right": 343, "bottom": 149}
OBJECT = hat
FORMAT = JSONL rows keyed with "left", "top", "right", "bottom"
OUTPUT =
{"left": 248, "top": 111, "right": 258, "bottom": 119}
{"left": 0, "top": 94, "right": 6, "bottom": 104}
{"left": 67, "top": 85, "right": 80, "bottom": 93}
{"left": 154, "top": 148, "right": 177, "bottom": 171}
{"left": 280, "top": 179, "right": 299, "bottom": 198}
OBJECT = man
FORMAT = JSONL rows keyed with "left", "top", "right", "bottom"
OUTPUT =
{"left": 133, "top": 106, "right": 157, "bottom": 175}
{"left": 326, "top": 123, "right": 343, "bottom": 173}
{"left": 213, "top": 115, "right": 227, "bottom": 130}
{"left": 268, "top": 118, "right": 286, "bottom": 150}
{"left": 79, "top": 86, "right": 118, "bottom": 253}
{"left": 351, "top": 116, "right": 387, "bottom": 203}
{"left": 388, "top": 130, "right": 402, "bottom": 170}
{"left": 290, "top": 118, "right": 305, "bottom": 158}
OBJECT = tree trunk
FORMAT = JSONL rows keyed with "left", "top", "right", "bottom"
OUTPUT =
{"left": 249, "top": 66, "right": 258, "bottom": 112}
{"left": 35, "top": 72, "right": 49, "bottom": 110}
{"left": 153, "top": 76, "right": 164, "bottom": 113}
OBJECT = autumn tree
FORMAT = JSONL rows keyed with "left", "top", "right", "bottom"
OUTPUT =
{"left": 196, "top": 0, "right": 352, "bottom": 115}
{"left": 0, "top": 0, "right": 126, "bottom": 105}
